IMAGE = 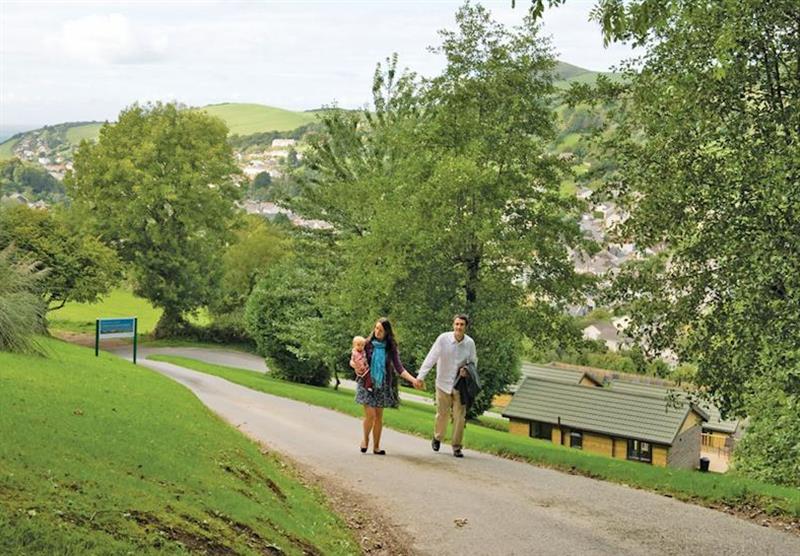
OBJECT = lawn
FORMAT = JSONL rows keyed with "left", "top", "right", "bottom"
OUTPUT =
{"left": 48, "top": 288, "right": 208, "bottom": 335}
{"left": 0, "top": 338, "right": 358, "bottom": 555}
{"left": 150, "top": 355, "right": 800, "bottom": 523}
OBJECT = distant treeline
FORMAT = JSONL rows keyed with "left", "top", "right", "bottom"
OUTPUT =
{"left": 228, "top": 122, "right": 322, "bottom": 150}
{"left": 0, "top": 158, "right": 64, "bottom": 201}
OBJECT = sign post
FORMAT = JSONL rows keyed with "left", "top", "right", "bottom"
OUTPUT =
{"left": 95, "top": 317, "right": 138, "bottom": 364}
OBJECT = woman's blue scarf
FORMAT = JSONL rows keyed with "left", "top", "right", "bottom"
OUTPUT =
{"left": 370, "top": 339, "right": 387, "bottom": 389}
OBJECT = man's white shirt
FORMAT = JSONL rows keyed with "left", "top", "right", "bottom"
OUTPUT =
{"left": 417, "top": 332, "right": 477, "bottom": 394}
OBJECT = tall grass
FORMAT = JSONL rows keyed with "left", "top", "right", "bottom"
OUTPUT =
{"left": 0, "top": 245, "right": 46, "bottom": 353}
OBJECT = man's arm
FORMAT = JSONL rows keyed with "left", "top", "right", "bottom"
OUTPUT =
{"left": 416, "top": 335, "right": 442, "bottom": 381}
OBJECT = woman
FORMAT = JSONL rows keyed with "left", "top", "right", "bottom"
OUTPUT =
{"left": 357, "top": 317, "right": 421, "bottom": 454}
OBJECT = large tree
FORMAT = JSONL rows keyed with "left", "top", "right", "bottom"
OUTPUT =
{"left": 293, "top": 4, "right": 588, "bottom": 413}
{"left": 568, "top": 1, "right": 800, "bottom": 485}
{"left": 0, "top": 204, "right": 121, "bottom": 312}
{"left": 66, "top": 102, "right": 241, "bottom": 337}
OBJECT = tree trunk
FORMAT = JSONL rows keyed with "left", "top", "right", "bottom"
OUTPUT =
{"left": 154, "top": 309, "right": 188, "bottom": 339}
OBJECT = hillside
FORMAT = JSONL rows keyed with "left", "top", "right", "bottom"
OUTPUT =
{"left": 200, "top": 103, "right": 316, "bottom": 135}
{"left": 554, "top": 60, "right": 621, "bottom": 87}
{"left": 0, "top": 338, "right": 357, "bottom": 554}
{"left": 0, "top": 103, "right": 317, "bottom": 162}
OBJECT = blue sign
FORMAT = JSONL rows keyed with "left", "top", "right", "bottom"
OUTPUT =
{"left": 98, "top": 318, "right": 136, "bottom": 337}
{"left": 96, "top": 317, "right": 139, "bottom": 364}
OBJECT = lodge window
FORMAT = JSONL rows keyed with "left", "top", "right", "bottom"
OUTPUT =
{"left": 627, "top": 439, "right": 653, "bottom": 463}
{"left": 530, "top": 422, "right": 553, "bottom": 441}
{"left": 569, "top": 431, "right": 583, "bottom": 449}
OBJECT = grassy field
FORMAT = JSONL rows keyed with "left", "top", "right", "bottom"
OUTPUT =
{"left": 66, "top": 123, "right": 104, "bottom": 146}
{"left": 198, "top": 103, "right": 316, "bottom": 135}
{"left": 49, "top": 288, "right": 208, "bottom": 335}
{"left": 13, "top": 104, "right": 315, "bottom": 150}
{"left": 0, "top": 339, "right": 358, "bottom": 555}
{"left": 150, "top": 355, "right": 800, "bottom": 523}
{"left": 0, "top": 137, "right": 20, "bottom": 160}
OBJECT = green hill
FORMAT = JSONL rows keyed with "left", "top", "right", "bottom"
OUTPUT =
{"left": 554, "top": 60, "right": 621, "bottom": 87}
{"left": 0, "top": 104, "right": 317, "bottom": 161}
{"left": 199, "top": 103, "right": 316, "bottom": 135}
{"left": 0, "top": 338, "right": 357, "bottom": 554}
{"left": 0, "top": 138, "right": 20, "bottom": 161}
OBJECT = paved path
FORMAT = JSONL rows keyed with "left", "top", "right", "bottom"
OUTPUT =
{"left": 127, "top": 346, "right": 502, "bottom": 417}
{"left": 130, "top": 354, "right": 799, "bottom": 556}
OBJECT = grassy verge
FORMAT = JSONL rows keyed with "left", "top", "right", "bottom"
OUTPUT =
{"left": 0, "top": 339, "right": 358, "bottom": 555}
{"left": 150, "top": 355, "right": 800, "bottom": 522}
{"left": 140, "top": 337, "right": 258, "bottom": 353}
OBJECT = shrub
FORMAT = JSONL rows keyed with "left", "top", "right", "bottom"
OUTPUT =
{"left": 245, "top": 261, "right": 330, "bottom": 386}
{"left": 0, "top": 245, "right": 46, "bottom": 353}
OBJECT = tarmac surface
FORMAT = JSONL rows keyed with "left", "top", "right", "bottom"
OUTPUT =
{"left": 123, "top": 348, "right": 800, "bottom": 556}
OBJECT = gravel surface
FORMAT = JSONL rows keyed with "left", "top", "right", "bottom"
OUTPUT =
{"left": 132, "top": 355, "right": 800, "bottom": 556}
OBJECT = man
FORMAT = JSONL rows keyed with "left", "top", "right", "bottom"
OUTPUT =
{"left": 416, "top": 314, "right": 478, "bottom": 458}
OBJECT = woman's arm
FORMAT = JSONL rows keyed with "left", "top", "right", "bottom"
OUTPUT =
{"left": 399, "top": 369, "right": 415, "bottom": 383}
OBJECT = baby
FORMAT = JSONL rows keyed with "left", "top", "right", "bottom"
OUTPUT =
{"left": 350, "top": 335, "right": 373, "bottom": 392}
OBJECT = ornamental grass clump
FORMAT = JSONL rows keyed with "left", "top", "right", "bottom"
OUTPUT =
{"left": 0, "top": 245, "right": 46, "bottom": 353}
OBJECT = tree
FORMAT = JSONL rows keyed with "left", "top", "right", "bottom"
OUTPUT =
{"left": 0, "top": 204, "right": 121, "bottom": 311}
{"left": 294, "top": 4, "right": 588, "bottom": 414}
{"left": 211, "top": 214, "right": 291, "bottom": 317}
{"left": 244, "top": 234, "right": 338, "bottom": 386}
{"left": 569, "top": 1, "right": 800, "bottom": 485}
{"left": 251, "top": 171, "right": 272, "bottom": 191}
{"left": 0, "top": 158, "right": 64, "bottom": 201}
{"left": 65, "top": 102, "right": 241, "bottom": 337}
{"left": 0, "top": 245, "right": 46, "bottom": 354}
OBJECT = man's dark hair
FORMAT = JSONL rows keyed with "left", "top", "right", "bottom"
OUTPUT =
{"left": 453, "top": 314, "right": 470, "bottom": 326}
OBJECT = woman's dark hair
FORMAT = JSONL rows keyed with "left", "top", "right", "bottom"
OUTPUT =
{"left": 368, "top": 317, "right": 398, "bottom": 353}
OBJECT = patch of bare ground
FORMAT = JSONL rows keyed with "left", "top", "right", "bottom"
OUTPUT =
{"left": 256, "top": 445, "right": 415, "bottom": 556}
{"left": 50, "top": 329, "right": 129, "bottom": 349}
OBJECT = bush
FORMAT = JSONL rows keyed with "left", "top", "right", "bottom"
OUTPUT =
{"left": 245, "top": 261, "right": 330, "bottom": 386}
{"left": 733, "top": 370, "right": 800, "bottom": 487}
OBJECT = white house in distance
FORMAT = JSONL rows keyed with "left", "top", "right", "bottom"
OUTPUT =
{"left": 271, "top": 138, "right": 296, "bottom": 148}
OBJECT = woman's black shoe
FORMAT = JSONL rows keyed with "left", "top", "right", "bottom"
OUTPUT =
{"left": 373, "top": 450, "right": 386, "bottom": 455}
{"left": 360, "top": 445, "right": 368, "bottom": 453}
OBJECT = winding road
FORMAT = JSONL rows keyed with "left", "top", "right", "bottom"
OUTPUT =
{"left": 120, "top": 347, "right": 800, "bottom": 555}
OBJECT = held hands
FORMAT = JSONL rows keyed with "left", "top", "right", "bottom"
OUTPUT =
{"left": 412, "top": 377, "right": 425, "bottom": 390}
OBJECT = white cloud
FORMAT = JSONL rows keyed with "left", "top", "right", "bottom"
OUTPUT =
{"left": 52, "top": 14, "right": 168, "bottom": 65}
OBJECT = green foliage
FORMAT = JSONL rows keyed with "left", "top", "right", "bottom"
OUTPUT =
{"left": 65, "top": 102, "right": 241, "bottom": 337}
{"left": 213, "top": 215, "right": 292, "bottom": 315}
{"left": 0, "top": 158, "right": 64, "bottom": 201}
{"left": 0, "top": 338, "right": 358, "bottom": 554}
{"left": 572, "top": 1, "right": 800, "bottom": 485}
{"left": 209, "top": 215, "right": 292, "bottom": 344}
{"left": 0, "top": 204, "right": 121, "bottom": 311}
{"left": 244, "top": 240, "right": 334, "bottom": 386}
{"left": 734, "top": 362, "right": 800, "bottom": 487}
{"left": 0, "top": 245, "right": 46, "bottom": 353}
{"left": 228, "top": 123, "right": 319, "bottom": 151}
{"left": 291, "top": 5, "right": 589, "bottom": 415}
{"left": 251, "top": 170, "right": 272, "bottom": 190}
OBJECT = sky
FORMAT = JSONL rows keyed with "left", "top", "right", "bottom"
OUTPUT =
{"left": 1, "top": 0, "right": 635, "bottom": 131}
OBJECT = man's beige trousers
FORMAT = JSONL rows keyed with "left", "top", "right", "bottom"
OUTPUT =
{"left": 435, "top": 387, "right": 466, "bottom": 450}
